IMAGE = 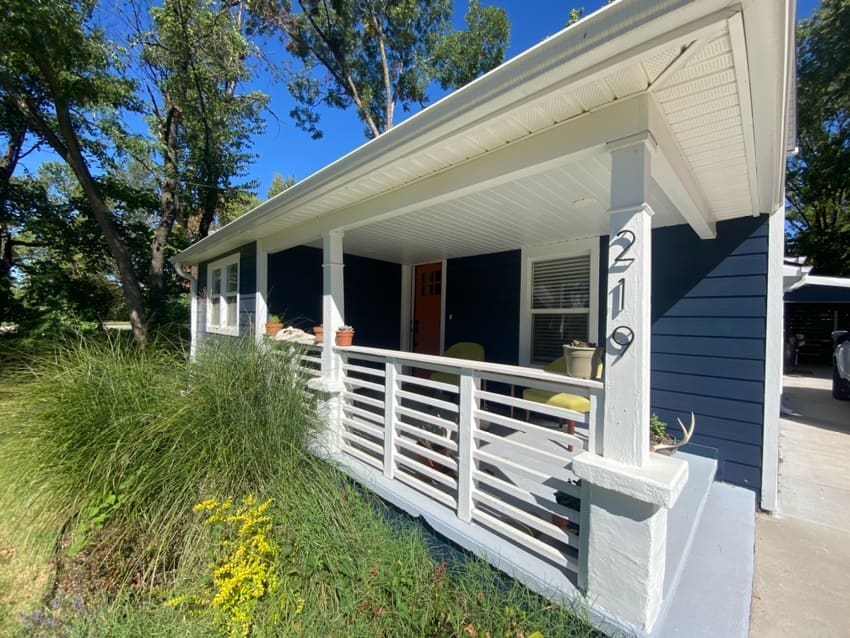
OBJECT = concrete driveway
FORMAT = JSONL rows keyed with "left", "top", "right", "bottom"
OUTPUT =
{"left": 750, "top": 366, "right": 850, "bottom": 637}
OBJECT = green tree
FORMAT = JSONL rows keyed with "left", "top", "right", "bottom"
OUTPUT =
{"left": 135, "top": 0, "right": 268, "bottom": 321}
{"left": 787, "top": 0, "right": 850, "bottom": 276}
{"left": 267, "top": 172, "right": 296, "bottom": 198}
{"left": 247, "top": 0, "right": 509, "bottom": 139}
{"left": 0, "top": 0, "right": 149, "bottom": 342}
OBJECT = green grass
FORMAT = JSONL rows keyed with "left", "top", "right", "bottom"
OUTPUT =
{"left": 0, "top": 336, "right": 597, "bottom": 637}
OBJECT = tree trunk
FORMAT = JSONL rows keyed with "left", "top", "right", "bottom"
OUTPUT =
{"left": 0, "top": 127, "right": 25, "bottom": 325}
{"left": 149, "top": 104, "right": 182, "bottom": 324}
{"left": 196, "top": 167, "right": 220, "bottom": 240}
{"left": 6, "top": 58, "right": 149, "bottom": 344}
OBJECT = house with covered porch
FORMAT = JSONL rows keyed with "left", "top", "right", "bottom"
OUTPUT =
{"left": 174, "top": 0, "right": 795, "bottom": 634}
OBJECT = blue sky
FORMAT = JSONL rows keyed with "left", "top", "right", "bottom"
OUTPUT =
{"left": 248, "top": 0, "right": 822, "bottom": 197}
{"left": 18, "top": 1, "right": 823, "bottom": 198}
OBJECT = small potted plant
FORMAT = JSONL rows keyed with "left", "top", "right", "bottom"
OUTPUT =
{"left": 265, "top": 314, "right": 284, "bottom": 337}
{"left": 336, "top": 325, "right": 355, "bottom": 346}
{"left": 563, "top": 339, "right": 596, "bottom": 379}
{"left": 313, "top": 324, "right": 324, "bottom": 344}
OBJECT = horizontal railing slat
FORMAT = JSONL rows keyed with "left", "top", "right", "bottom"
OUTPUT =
{"left": 473, "top": 489, "right": 577, "bottom": 548}
{"left": 395, "top": 437, "right": 458, "bottom": 471}
{"left": 341, "top": 441, "right": 383, "bottom": 470}
{"left": 472, "top": 508, "right": 578, "bottom": 572}
{"left": 344, "top": 377, "right": 385, "bottom": 394}
{"left": 342, "top": 403, "right": 385, "bottom": 426}
{"left": 341, "top": 416, "right": 384, "bottom": 440}
{"left": 397, "top": 389, "right": 458, "bottom": 414}
{"left": 475, "top": 428, "right": 583, "bottom": 463}
{"left": 342, "top": 362, "right": 386, "bottom": 378}
{"left": 396, "top": 405, "right": 458, "bottom": 434}
{"left": 335, "top": 345, "right": 603, "bottom": 390}
{"left": 342, "top": 391, "right": 385, "bottom": 410}
{"left": 394, "top": 462, "right": 458, "bottom": 504}
{"left": 397, "top": 373, "right": 459, "bottom": 394}
{"left": 476, "top": 390, "right": 589, "bottom": 424}
{"left": 395, "top": 421, "right": 459, "bottom": 451}
{"left": 475, "top": 448, "right": 581, "bottom": 498}
{"left": 473, "top": 469, "right": 580, "bottom": 522}
{"left": 341, "top": 430, "right": 384, "bottom": 456}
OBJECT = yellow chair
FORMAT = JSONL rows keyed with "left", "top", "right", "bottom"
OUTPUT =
{"left": 523, "top": 349, "right": 604, "bottom": 445}
{"left": 429, "top": 342, "right": 486, "bottom": 386}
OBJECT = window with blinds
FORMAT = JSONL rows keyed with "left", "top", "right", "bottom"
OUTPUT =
{"left": 530, "top": 255, "right": 591, "bottom": 364}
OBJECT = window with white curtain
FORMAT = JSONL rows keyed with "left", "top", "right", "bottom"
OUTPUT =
{"left": 206, "top": 254, "right": 240, "bottom": 335}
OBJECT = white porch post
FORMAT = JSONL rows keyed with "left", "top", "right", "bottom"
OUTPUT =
{"left": 308, "top": 229, "right": 346, "bottom": 454}
{"left": 573, "top": 132, "right": 688, "bottom": 632}
{"left": 255, "top": 239, "right": 268, "bottom": 342}
{"left": 603, "top": 133, "right": 655, "bottom": 467}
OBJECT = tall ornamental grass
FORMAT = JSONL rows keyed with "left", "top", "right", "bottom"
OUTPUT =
{"left": 0, "top": 336, "right": 318, "bottom": 588}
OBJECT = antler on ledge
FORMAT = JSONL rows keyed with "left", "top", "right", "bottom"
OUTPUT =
{"left": 650, "top": 412, "right": 696, "bottom": 453}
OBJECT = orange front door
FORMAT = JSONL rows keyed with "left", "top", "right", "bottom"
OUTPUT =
{"left": 413, "top": 262, "right": 442, "bottom": 355}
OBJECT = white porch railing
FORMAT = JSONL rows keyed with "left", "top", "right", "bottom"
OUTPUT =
{"left": 317, "top": 344, "right": 604, "bottom": 578}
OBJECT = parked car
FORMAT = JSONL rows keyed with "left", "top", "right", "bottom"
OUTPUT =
{"left": 833, "top": 330, "right": 850, "bottom": 400}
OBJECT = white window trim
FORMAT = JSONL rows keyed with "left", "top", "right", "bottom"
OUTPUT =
{"left": 206, "top": 253, "right": 241, "bottom": 336}
{"left": 519, "top": 237, "right": 600, "bottom": 366}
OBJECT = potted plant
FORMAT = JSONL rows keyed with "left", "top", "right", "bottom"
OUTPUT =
{"left": 563, "top": 339, "right": 596, "bottom": 379}
{"left": 336, "top": 325, "right": 355, "bottom": 347}
{"left": 313, "top": 325, "right": 324, "bottom": 344}
{"left": 265, "top": 314, "right": 284, "bottom": 337}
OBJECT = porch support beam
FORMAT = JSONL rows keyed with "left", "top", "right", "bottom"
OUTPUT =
{"left": 308, "top": 229, "right": 346, "bottom": 454}
{"left": 573, "top": 131, "right": 688, "bottom": 633}
{"left": 647, "top": 95, "right": 716, "bottom": 239}
{"left": 254, "top": 239, "right": 268, "bottom": 342}
{"left": 604, "top": 131, "right": 655, "bottom": 467}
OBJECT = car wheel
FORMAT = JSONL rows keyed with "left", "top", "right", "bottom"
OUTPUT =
{"left": 833, "top": 363, "right": 850, "bottom": 401}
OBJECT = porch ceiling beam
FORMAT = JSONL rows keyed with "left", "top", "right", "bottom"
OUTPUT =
{"left": 647, "top": 94, "right": 716, "bottom": 239}
{"left": 264, "top": 94, "right": 652, "bottom": 255}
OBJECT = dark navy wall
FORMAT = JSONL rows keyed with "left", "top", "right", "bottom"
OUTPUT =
{"left": 649, "top": 216, "right": 768, "bottom": 493}
{"left": 267, "top": 245, "right": 401, "bottom": 349}
{"left": 267, "top": 245, "right": 322, "bottom": 328}
{"left": 444, "top": 250, "right": 521, "bottom": 365}
{"left": 196, "top": 242, "right": 257, "bottom": 342}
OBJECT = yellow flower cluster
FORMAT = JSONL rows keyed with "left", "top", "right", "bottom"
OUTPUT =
{"left": 169, "top": 495, "right": 282, "bottom": 638}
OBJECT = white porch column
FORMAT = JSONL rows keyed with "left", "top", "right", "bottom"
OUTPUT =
{"left": 573, "top": 132, "right": 688, "bottom": 632}
{"left": 603, "top": 132, "right": 655, "bottom": 467}
{"left": 255, "top": 239, "right": 268, "bottom": 342}
{"left": 308, "top": 229, "right": 346, "bottom": 454}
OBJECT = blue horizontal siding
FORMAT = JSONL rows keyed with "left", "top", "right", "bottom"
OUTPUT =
{"left": 445, "top": 250, "right": 521, "bottom": 365}
{"left": 650, "top": 216, "right": 768, "bottom": 493}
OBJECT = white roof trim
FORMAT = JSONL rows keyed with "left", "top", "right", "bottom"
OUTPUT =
{"left": 174, "top": 0, "right": 794, "bottom": 266}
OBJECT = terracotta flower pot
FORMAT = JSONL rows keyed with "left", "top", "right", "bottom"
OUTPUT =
{"left": 265, "top": 321, "right": 284, "bottom": 337}
{"left": 313, "top": 326, "right": 324, "bottom": 344}
{"left": 336, "top": 329, "right": 355, "bottom": 347}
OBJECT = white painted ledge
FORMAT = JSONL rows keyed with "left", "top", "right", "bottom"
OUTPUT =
{"left": 572, "top": 451, "right": 688, "bottom": 508}
{"left": 307, "top": 377, "right": 345, "bottom": 394}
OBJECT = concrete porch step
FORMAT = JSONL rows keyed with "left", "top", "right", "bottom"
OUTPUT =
{"left": 654, "top": 479, "right": 756, "bottom": 637}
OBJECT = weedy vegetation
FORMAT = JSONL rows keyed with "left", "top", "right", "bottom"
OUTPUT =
{"left": 0, "top": 335, "right": 597, "bottom": 637}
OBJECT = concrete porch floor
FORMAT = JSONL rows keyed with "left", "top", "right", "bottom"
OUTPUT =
{"left": 750, "top": 366, "right": 850, "bottom": 637}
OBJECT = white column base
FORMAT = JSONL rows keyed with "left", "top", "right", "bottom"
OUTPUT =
{"left": 308, "top": 377, "right": 345, "bottom": 455}
{"left": 574, "top": 451, "right": 688, "bottom": 631}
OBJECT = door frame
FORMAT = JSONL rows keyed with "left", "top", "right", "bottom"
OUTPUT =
{"left": 401, "top": 259, "right": 447, "bottom": 354}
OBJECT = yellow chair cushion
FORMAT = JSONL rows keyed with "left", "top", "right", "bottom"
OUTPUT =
{"left": 430, "top": 371, "right": 460, "bottom": 386}
{"left": 429, "top": 342, "right": 485, "bottom": 386}
{"left": 522, "top": 388, "right": 590, "bottom": 413}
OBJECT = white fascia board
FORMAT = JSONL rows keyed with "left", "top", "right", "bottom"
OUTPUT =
{"left": 741, "top": 0, "right": 795, "bottom": 213}
{"left": 802, "top": 276, "right": 850, "bottom": 289}
{"left": 172, "top": 0, "right": 743, "bottom": 266}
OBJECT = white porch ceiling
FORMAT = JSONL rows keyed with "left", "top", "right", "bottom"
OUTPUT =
{"left": 175, "top": 0, "right": 794, "bottom": 268}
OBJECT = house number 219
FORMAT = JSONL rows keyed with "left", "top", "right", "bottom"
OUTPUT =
{"left": 611, "top": 229, "right": 635, "bottom": 354}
